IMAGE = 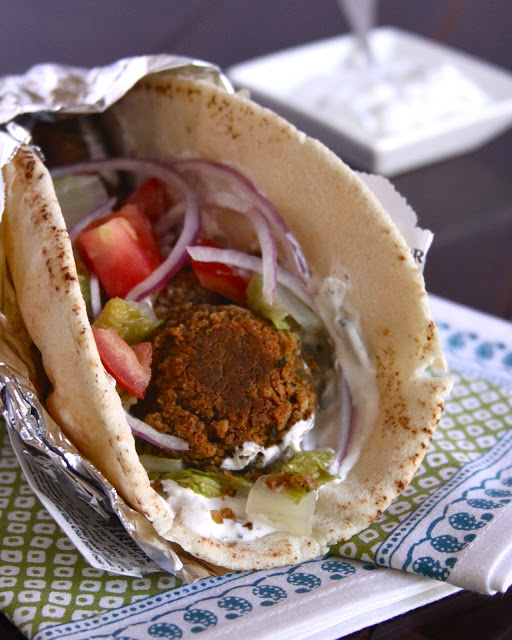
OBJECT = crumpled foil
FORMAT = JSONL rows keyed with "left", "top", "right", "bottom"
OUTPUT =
{"left": 0, "top": 54, "right": 232, "bottom": 123}
{"left": 0, "top": 54, "right": 234, "bottom": 583}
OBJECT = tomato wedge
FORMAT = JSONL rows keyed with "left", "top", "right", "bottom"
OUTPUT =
{"left": 131, "top": 341, "right": 152, "bottom": 371}
{"left": 77, "top": 202, "right": 162, "bottom": 269}
{"left": 92, "top": 327, "right": 152, "bottom": 398}
{"left": 79, "top": 216, "right": 159, "bottom": 299}
{"left": 190, "top": 240, "right": 248, "bottom": 306}
{"left": 124, "top": 178, "right": 168, "bottom": 222}
{"left": 114, "top": 204, "right": 162, "bottom": 269}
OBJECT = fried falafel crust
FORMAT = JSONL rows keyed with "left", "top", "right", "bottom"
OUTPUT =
{"left": 142, "top": 302, "right": 317, "bottom": 470}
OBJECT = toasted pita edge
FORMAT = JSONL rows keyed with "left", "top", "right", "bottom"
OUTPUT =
{"left": 2, "top": 146, "right": 175, "bottom": 539}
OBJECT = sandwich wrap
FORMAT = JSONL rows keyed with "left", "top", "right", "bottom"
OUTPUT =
{"left": 1, "top": 69, "right": 451, "bottom": 571}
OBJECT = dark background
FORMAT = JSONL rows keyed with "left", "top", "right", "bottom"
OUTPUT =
{"left": 0, "top": 2, "right": 511, "bottom": 639}
{"left": 0, "top": 0, "right": 510, "bottom": 74}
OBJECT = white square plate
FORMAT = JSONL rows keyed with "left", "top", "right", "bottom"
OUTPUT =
{"left": 227, "top": 28, "right": 512, "bottom": 175}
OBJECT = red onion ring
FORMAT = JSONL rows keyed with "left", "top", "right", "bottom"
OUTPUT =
{"left": 68, "top": 196, "right": 117, "bottom": 243}
{"left": 89, "top": 274, "right": 102, "bottom": 320}
{"left": 203, "top": 191, "right": 277, "bottom": 304}
{"left": 125, "top": 411, "right": 189, "bottom": 452}
{"left": 174, "top": 158, "right": 310, "bottom": 284}
{"left": 187, "top": 245, "right": 312, "bottom": 308}
{"left": 153, "top": 201, "right": 187, "bottom": 236}
{"left": 332, "top": 375, "right": 354, "bottom": 474}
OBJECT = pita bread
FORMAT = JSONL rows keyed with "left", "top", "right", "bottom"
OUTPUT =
{"left": 1, "top": 71, "right": 451, "bottom": 571}
{"left": 2, "top": 146, "right": 175, "bottom": 540}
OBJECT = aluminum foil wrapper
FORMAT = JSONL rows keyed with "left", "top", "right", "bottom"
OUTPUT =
{"left": 0, "top": 54, "right": 234, "bottom": 583}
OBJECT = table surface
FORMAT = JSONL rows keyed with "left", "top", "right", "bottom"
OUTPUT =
{"left": 0, "top": 1, "right": 511, "bottom": 638}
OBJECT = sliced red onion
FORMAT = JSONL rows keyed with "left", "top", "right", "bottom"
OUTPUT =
{"left": 187, "top": 245, "right": 312, "bottom": 308}
{"left": 51, "top": 158, "right": 201, "bottom": 302}
{"left": 89, "top": 273, "right": 102, "bottom": 320}
{"left": 125, "top": 411, "right": 189, "bottom": 452}
{"left": 203, "top": 191, "right": 277, "bottom": 304}
{"left": 126, "top": 192, "right": 199, "bottom": 301}
{"left": 68, "top": 196, "right": 117, "bottom": 242}
{"left": 332, "top": 375, "right": 354, "bottom": 474}
{"left": 153, "top": 201, "right": 187, "bottom": 236}
{"left": 174, "top": 158, "right": 310, "bottom": 284}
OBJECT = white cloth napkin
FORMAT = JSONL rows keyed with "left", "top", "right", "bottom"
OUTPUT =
{"left": 31, "top": 559, "right": 457, "bottom": 640}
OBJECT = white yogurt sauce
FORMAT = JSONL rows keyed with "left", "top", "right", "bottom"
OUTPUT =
{"left": 313, "top": 277, "right": 379, "bottom": 479}
{"left": 293, "top": 56, "right": 489, "bottom": 138}
{"left": 159, "top": 479, "right": 280, "bottom": 542}
{"left": 221, "top": 415, "right": 315, "bottom": 471}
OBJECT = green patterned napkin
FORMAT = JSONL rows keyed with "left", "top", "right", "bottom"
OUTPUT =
{"left": 333, "top": 369, "right": 512, "bottom": 568}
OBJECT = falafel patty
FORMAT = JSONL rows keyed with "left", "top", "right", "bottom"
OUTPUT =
{"left": 142, "top": 303, "right": 317, "bottom": 469}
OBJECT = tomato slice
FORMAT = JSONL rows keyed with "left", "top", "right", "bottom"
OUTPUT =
{"left": 77, "top": 202, "right": 162, "bottom": 269}
{"left": 92, "top": 327, "right": 152, "bottom": 398}
{"left": 131, "top": 341, "right": 152, "bottom": 370}
{"left": 79, "top": 216, "right": 158, "bottom": 298}
{"left": 113, "top": 204, "right": 162, "bottom": 269}
{"left": 124, "top": 178, "right": 167, "bottom": 222}
{"left": 190, "top": 240, "right": 248, "bottom": 306}
{"left": 76, "top": 182, "right": 165, "bottom": 300}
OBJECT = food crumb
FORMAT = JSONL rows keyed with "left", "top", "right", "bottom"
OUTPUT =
{"left": 210, "top": 507, "right": 236, "bottom": 524}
